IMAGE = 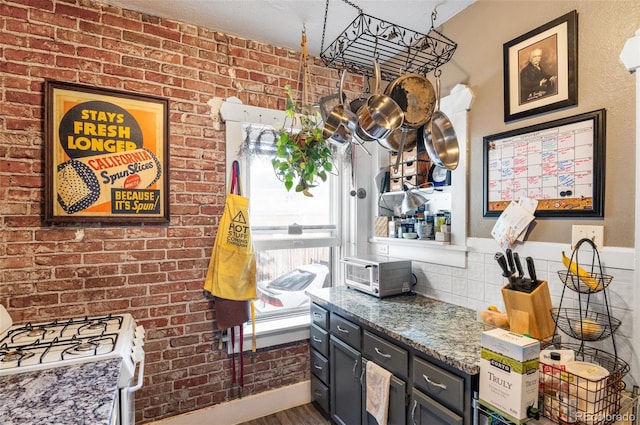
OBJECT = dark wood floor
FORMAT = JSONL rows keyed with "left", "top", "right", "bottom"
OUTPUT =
{"left": 237, "top": 403, "right": 331, "bottom": 425}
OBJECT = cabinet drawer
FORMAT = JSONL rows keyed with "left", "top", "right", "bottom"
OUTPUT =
{"left": 411, "top": 388, "right": 463, "bottom": 425}
{"left": 311, "top": 375, "right": 329, "bottom": 415}
{"left": 311, "top": 349, "right": 329, "bottom": 385}
{"left": 363, "top": 331, "right": 408, "bottom": 381}
{"left": 330, "top": 314, "right": 361, "bottom": 349}
{"left": 363, "top": 359, "right": 407, "bottom": 425}
{"left": 310, "top": 303, "right": 329, "bottom": 330}
{"left": 310, "top": 323, "right": 329, "bottom": 358}
{"left": 413, "top": 357, "right": 464, "bottom": 413}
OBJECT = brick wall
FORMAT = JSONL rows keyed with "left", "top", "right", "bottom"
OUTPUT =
{"left": 0, "top": 0, "right": 342, "bottom": 422}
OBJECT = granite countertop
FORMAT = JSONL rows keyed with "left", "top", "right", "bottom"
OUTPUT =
{"left": 308, "top": 287, "right": 492, "bottom": 375}
{"left": 0, "top": 358, "right": 122, "bottom": 425}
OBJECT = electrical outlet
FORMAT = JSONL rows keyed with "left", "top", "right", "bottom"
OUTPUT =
{"left": 571, "top": 225, "right": 604, "bottom": 249}
{"left": 376, "top": 244, "right": 389, "bottom": 255}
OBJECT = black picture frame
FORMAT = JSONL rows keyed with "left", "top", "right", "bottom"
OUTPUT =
{"left": 483, "top": 109, "right": 605, "bottom": 218}
{"left": 503, "top": 10, "right": 578, "bottom": 122}
{"left": 44, "top": 80, "right": 170, "bottom": 223}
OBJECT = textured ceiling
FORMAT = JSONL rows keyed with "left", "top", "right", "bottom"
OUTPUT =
{"left": 99, "top": 0, "right": 474, "bottom": 57}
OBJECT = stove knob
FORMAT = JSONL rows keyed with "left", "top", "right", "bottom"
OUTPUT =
{"left": 134, "top": 325, "right": 145, "bottom": 345}
{"left": 131, "top": 346, "right": 144, "bottom": 363}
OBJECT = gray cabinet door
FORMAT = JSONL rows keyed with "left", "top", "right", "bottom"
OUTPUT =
{"left": 410, "top": 389, "right": 463, "bottom": 425}
{"left": 362, "top": 359, "right": 407, "bottom": 425}
{"left": 330, "top": 336, "right": 362, "bottom": 425}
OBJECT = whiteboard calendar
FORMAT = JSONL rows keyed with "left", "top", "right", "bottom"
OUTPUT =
{"left": 483, "top": 109, "right": 605, "bottom": 217}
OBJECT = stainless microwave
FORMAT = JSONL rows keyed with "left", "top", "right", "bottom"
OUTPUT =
{"left": 341, "top": 255, "right": 412, "bottom": 298}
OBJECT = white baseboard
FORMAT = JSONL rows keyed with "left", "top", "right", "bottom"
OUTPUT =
{"left": 147, "top": 381, "right": 311, "bottom": 425}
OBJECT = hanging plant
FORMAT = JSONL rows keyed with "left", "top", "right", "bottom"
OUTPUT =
{"left": 271, "top": 85, "right": 334, "bottom": 197}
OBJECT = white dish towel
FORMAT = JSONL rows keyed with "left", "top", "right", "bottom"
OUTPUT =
{"left": 366, "top": 361, "right": 392, "bottom": 425}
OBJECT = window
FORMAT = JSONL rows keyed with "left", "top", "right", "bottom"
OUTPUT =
{"left": 219, "top": 106, "right": 347, "bottom": 351}
{"left": 242, "top": 124, "right": 341, "bottom": 323}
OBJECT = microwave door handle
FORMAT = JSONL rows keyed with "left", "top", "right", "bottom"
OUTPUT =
{"left": 365, "top": 264, "right": 376, "bottom": 283}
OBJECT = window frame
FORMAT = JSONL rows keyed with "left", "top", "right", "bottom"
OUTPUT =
{"left": 220, "top": 98, "right": 349, "bottom": 352}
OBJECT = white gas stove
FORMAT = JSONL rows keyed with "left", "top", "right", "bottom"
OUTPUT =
{"left": 0, "top": 304, "right": 145, "bottom": 425}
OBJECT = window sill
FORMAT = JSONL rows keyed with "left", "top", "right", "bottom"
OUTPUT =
{"left": 226, "top": 314, "right": 310, "bottom": 353}
{"left": 370, "top": 236, "right": 468, "bottom": 268}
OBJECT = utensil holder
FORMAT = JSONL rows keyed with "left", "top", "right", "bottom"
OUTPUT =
{"left": 501, "top": 280, "right": 555, "bottom": 340}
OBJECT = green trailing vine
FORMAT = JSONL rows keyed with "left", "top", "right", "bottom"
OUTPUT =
{"left": 271, "top": 85, "right": 334, "bottom": 197}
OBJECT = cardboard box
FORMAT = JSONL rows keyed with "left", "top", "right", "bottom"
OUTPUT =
{"left": 479, "top": 348, "right": 540, "bottom": 423}
{"left": 374, "top": 216, "right": 390, "bottom": 237}
{"left": 402, "top": 160, "right": 430, "bottom": 176}
{"left": 481, "top": 328, "right": 540, "bottom": 362}
{"left": 389, "top": 178, "right": 403, "bottom": 192}
{"left": 402, "top": 174, "right": 428, "bottom": 189}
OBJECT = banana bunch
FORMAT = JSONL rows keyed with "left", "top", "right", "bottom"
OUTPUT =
{"left": 561, "top": 251, "right": 602, "bottom": 291}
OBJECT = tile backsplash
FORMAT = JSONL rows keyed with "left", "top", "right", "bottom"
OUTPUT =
{"left": 391, "top": 238, "right": 638, "bottom": 388}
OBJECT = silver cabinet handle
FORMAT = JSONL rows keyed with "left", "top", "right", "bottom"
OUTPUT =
{"left": 312, "top": 336, "right": 322, "bottom": 342}
{"left": 411, "top": 399, "right": 417, "bottom": 425}
{"left": 337, "top": 325, "right": 349, "bottom": 334}
{"left": 374, "top": 347, "right": 391, "bottom": 358}
{"left": 314, "top": 363, "right": 323, "bottom": 370}
{"left": 313, "top": 312, "right": 323, "bottom": 318}
{"left": 423, "top": 374, "right": 447, "bottom": 390}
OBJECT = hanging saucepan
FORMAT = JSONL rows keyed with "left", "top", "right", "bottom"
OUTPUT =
{"left": 385, "top": 73, "right": 436, "bottom": 130}
{"left": 356, "top": 59, "right": 404, "bottom": 141}
{"left": 349, "top": 74, "right": 371, "bottom": 114}
{"left": 322, "top": 70, "right": 357, "bottom": 143}
{"left": 423, "top": 70, "right": 459, "bottom": 170}
{"left": 377, "top": 126, "right": 419, "bottom": 152}
{"left": 378, "top": 73, "right": 434, "bottom": 152}
{"left": 379, "top": 72, "right": 435, "bottom": 170}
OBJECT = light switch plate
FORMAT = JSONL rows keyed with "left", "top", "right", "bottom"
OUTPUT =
{"left": 571, "top": 225, "right": 604, "bottom": 249}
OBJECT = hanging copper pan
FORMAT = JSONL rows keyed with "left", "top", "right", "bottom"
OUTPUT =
{"left": 378, "top": 72, "right": 435, "bottom": 157}
{"left": 385, "top": 73, "right": 436, "bottom": 129}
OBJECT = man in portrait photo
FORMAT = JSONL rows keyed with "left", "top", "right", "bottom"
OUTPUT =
{"left": 519, "top": 41, "right": 558, "bottom": 104}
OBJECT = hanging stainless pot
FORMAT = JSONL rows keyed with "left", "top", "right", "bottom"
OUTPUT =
{"left": 349, "top": 74, "right": 371, "bottom": 114}
{"left": 356, "top": 60, "right": 404, "bottom": 141}
{"left": 423, "top": 71, "right": 459, "bottom": 170}
{"left": 377, "top": 126, "right": 419, "bottom": 152}
{"left": 322, "top": 70, "right": 357, "bottom": 143}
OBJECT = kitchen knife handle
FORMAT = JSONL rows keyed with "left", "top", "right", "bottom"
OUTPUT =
{"left": 494, "top": 252, "right": 510, "bottom": 277}
{"left": 505, "top": 248, "right": 515, "bottom": 274}
{"left": 526, "top": 256, "right": 537, "bottom": 283}
{"left": 513, "top": 252, "right": 524, "bottom": 278}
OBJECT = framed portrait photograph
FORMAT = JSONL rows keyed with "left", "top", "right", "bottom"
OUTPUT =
{"left": 44, "top": 80, "right": 170, "bottom": 223}
{"left": 503, "top": 10, "right": 577, "bottom": 122}
{"left": 483, "top": 109, "right": 605, "bottom": 218}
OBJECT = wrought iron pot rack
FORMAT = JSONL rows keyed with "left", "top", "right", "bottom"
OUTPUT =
{"left": 320, "top": 0, "right": 458, "bottom": 82}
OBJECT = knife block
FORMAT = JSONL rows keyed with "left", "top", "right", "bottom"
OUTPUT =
{"left": 501, "top": 280, "right": 555, "bottom": 340}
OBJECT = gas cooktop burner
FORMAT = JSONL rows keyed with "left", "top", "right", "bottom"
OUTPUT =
{"left": 8, "top": 326, "right": 55, "bottom": 343}
{"left": 1, "top": 349, "right": 35, "bottom": 363}
{"left": 28, "top": 327, "right": 45, "bottom": 337}
{"left": 83, "top": 320, "right": 107, "bottom": 332}
{"left": 74, "top": 341, "right": 97, "bottom": 352}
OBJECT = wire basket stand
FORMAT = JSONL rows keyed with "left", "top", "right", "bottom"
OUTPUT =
{"left": 555, "top": 238, "right": 619, "bottom": 356}
{"left": 319, "top": 0, "right": 457, "bottom": 81}
{"left": 541, "top": 237, "right": 630, "bottom": 425}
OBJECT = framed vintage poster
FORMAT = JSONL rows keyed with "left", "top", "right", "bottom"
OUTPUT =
{"left": 503, "top": 10, "right": 577, "bottom": 122}
{"left": 483, "top": 109, "right": 605, "bottom": 218}
{"left": 44, "top": 81, "right": 169, "bottom": 223}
